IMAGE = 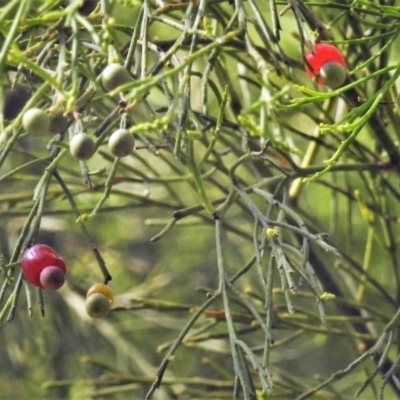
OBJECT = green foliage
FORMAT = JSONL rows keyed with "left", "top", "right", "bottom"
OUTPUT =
{"left": 1, "top": 0, "right": 400, "bottom": 399}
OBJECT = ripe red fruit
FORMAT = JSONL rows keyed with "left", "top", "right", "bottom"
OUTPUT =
{"left": 305, "top": 43, "right": 346, "bottom": 88}
{"left": 21, "top": 244, "right": 67, "bottom": 289}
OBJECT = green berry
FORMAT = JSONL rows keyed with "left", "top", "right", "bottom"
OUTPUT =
{"left": 108, "top": 129, "right": 134, "bottom": 157}
{"left": 85, "top": 293, "right": 111, "bottom": 318}
{"left": 22, "top": 108, "right": 50, "bottom": 135}
{"left": 319, "top": 62, "right": 347, "bottom": 89}
{"left": 70, "top": 133, "right": 96, "bottom": 160}
{"left": 101, "top": 64, "right": 131, "bottom": 92}
{"left": 49, "top": 112, "right": 69, "bottom": 134}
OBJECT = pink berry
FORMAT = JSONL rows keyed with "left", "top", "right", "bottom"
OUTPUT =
{"left": 305, "top": 43, "right": 346, "bottom": 87}
{"left": 40, "top": 266, "right": 65, "bottom": 290}
{"left": 21, "top": 244, "right": 67, "bottom": 289}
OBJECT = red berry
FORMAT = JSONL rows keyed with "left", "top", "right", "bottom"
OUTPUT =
{"left": 40, "top": 266, "right": 65, "bottom": 290}
{"left": 21, "top": 244, "right": 67, "bottom": 289}
{"left": 305, "top": 44, "right": 346, "bottom": 87}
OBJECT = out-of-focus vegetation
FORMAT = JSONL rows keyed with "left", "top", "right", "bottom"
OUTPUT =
{"left": 1, "top": 0, "right": 400, "bottom": 399}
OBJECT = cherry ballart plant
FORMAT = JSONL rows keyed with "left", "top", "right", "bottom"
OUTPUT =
{"left": 1, "top": 2, "right": 400, "bottom": 400}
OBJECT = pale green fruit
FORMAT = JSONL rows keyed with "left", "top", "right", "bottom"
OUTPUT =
{"left": 69, "top": 133, "right": 96, "bottom": 160}
{"left": 85, "top": 293, "right": 110, "bottom": 318}
{"left": 320, "top": 62, "right": 346, "bottom": 89}
{"left": 22, "top": 108, "right": 50, "bottom": 135}
{"left": 108, "top": 129, "right": 134, "bottom": 157}
{"left": 101, "top": 64, "right": 131, "bottom": 91}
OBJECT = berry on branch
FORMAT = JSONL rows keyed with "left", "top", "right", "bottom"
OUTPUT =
{"left": 21, "top": 244, "right": 67, "bottom": 290}
{"left": 305, "top": 43, "right": 346, "bottom": 89}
